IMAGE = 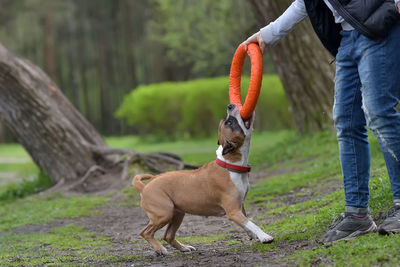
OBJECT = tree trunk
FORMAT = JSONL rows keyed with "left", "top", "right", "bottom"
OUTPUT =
{"left": 121, "top": 0, "right": 138, "bottom": 89}
{"left": 0, "top": 43, "right": 192, "bottom": 191}
{"left": 248, "top": 0, "right": 335, "bottom": 133}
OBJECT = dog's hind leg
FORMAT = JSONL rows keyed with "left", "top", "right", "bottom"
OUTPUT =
{"left": 163, "top": 210, "right": 196, "bottom": 252}
{"left": 242, "top": 205, "right": 247, "bottom": 217}
{"left": 140, "top": 196, "right": 174, "bottom": 255}
{"left": 140, "top": 220, "right": 170, "bottom": 255}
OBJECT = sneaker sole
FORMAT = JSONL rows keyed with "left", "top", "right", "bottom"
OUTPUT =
{"left": 342, "top": 222, "right": 377, "bottom": 240}
{"left": 323, "top": 222, "right": 377, "bottom": 245}
{"left": 378, "top": 227, "right": 400, "bottom": 235}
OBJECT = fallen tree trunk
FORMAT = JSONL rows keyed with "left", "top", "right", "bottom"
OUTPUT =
{"left": 0, "top": 43, "right": 194, "bottom": 192}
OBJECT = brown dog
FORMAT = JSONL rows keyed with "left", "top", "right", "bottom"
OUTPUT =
{"left": 133, "top": 104, "right": 273, "bottom": 255}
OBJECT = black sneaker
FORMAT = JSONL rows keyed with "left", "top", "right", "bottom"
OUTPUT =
{"left": 378, "top": 204, "right": 400, "bottom": 235}
{"left": 320, "top": 212, "right": 377, "bottom": 245}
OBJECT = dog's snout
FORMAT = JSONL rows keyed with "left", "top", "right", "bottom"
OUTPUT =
{"left": 227, "top": 104, "right": 235, "bottom": 111}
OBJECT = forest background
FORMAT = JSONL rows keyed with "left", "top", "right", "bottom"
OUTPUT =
{"left": 0, "top": 0, "right": 279, "bottom": 142}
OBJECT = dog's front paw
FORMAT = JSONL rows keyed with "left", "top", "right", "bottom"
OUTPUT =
{"left": 258, "top": 233, "right": 274, "bottom": 244}
{"left": 181, "top": 245, "right": 196, "bottom": 252}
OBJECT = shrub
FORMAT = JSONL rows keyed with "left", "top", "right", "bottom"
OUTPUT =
{"left": 0, "top": 172, "right": 52, "bottom": 202}
{"left": 115, "top": 75, "right": 293, "bottom": 139}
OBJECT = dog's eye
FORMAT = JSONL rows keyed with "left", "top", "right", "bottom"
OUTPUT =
{"left": 226, "top": 120, "right": 232, "bottom": 126}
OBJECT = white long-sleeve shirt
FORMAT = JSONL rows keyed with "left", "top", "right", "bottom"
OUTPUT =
{"left": 260, "top": 0, "right": 400, "bottom": 45}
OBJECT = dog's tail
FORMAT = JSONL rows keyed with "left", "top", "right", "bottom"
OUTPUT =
{"left": 132, "top": 174, "right": 155, "bottom": 193}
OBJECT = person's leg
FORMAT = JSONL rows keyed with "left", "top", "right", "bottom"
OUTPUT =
{"left": 320, "top": 31, "right": 376, "bottom": 244}
{"left": 333, "top": 31, "right": 370, "bottom": 211}
{"left": 355, "top": 23, "right": 400, "bottom": 234}
{"left": 357, "top": 23, "right": 400, "bottom": 205}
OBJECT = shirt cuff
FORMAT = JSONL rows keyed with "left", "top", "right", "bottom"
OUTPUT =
{"left": 260, "top": 23, "right": 280, "bottom": 45}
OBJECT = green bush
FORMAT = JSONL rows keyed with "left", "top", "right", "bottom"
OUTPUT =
{"left": 116, "top": 75, "right": 293, "bottom": 139}
{"left": 0, "top": 172, "right": 52, "bottom": 202}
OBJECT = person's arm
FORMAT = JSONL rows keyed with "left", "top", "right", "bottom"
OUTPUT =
{"left": 243, "top": 0, "right": 308, "bottom": 53}
{"left": 396, "top": 0, "right": 400, "bottom": 13}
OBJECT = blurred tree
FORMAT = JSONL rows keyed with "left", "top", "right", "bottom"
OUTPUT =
{"left": 248, "top": 0, "right": 335, "bottom": 133}
{"left": 151, "top": 0, "right": 258, "bottom": 77}
{"left": 0, "top": 44, "right": 192, "bottom": 189}
{"left": 0, "top": 0, "right": 280, "bottom": 143}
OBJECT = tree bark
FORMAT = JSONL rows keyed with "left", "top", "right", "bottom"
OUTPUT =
{"left": 0, "top": 43, "right": 192, "bottom": 191}
{"left": 248, "top": 0, "right": 335, "bottom": 133}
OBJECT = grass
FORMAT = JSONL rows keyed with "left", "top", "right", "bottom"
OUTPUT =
{"left": 0, "top": 224, "right": 111, "bottom": 266}
{"left": 290, "top": 234, "right": 400, "bottom": 266}
{"left": 106, "top": 130, "right": 294, "bottom": 165}
{"left": 0, "top": 172, "right": 52, "bottom": 202}
{"left": 0, "top": 143, "right": 31, "bottom": 158}
{"left": 0, "top": 129, "right": 398, "bottom": 266}
{"left": 0, "top": 193, "right": 108, "bottom": 232}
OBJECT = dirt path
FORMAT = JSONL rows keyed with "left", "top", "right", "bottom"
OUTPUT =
{"left": 76, "top": 192, "right": 311, "bottom": 266}
{"left": 7, "top": 166, "right": 341, "bottom": 266}
{"left": 82, "top": 167, "right": 339, "bottom": 266}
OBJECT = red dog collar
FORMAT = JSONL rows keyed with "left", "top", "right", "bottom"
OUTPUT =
{"left": 215, "top": 158, "right": 251, "bottom": 173}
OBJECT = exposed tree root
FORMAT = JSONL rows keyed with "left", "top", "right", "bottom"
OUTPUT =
{"left": 52, "top": 145, "right": 200, "bottom": 193}
{"left": 65, "top": 165, "right": 106, "bottom": 191}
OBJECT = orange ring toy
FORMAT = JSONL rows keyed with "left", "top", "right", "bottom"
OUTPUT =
{"left": 229, "top": 43, "right": 263, "bottom": 120}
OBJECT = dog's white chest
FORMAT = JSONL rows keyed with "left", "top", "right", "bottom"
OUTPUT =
{"left": 229, "top": 172, "right": 249, "bottom": 202}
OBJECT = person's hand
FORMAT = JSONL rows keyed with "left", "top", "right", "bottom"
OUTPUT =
{"left": 242, "top": 31, "right": 266, "bottom": 54}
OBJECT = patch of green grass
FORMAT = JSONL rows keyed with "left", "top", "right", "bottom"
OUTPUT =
{"left": 0, "top": 193, "right": 109, "bottom": 232}
{"left": 263, "top": 190, "right": 345, "bottom": 242}
{"left": 290, "top": 234, "right": 400, "bottom": 266}
{"left": 0, "top": 162, "right": 37, "bottom": 173}
{"left": 246, "top": 132, "right": 343, "bottom": 205}
{"left": 0, "top": 143, "right": 30, "bottom": 158}
{"left": 256, "top": 169, "right": 393, "bottom": 244}
{"left": 250, "top": 242, "right": 277, "bottom": 253}
{"left": 239, "top": 130, "right": 392, "bottom": 247}
{"left": 0, "top": 224, "right": 113, "bottom": 266}
{"left": 106, "top": 135, "right": 217, "bottom": 165}
{"left": 226, "top": 240, "right": 241, "bottom": 246}
{"left": 248, "top": 159, "right": 340, "bottom": 200}
{"left": 119, "top": 187, "right": 140, "bottom": 207}
{"left": 106, "top": 130, "right": 294, "bottom": 165}
{"left": 368, "top": 169, "right": 394, "bottom": 216}
{"left": 249, "top": 131, "right": 337, "bottom": 168}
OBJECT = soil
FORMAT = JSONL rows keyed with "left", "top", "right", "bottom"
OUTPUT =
{"left": 8, "top": 166, "right": 341, "bottom": 266}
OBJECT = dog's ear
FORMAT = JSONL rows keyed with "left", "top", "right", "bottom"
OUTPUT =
{"left": 222, "top": 141, "right": 235, "bottom": 155}
{"left": 217, "top": 119, "right": 225, "bottom": 147}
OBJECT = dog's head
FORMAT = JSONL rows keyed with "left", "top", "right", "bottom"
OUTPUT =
{"left": 217, "top": 104, "right": 254, "bottom": 160}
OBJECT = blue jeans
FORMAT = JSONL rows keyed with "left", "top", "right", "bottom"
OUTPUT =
{"left": 333, "top": 23, "right": 400, "bottom": 209}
